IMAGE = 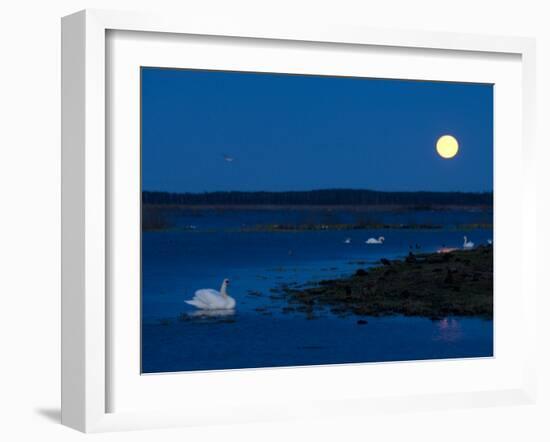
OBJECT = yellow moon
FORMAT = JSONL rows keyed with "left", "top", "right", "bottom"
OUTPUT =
{"left": 436, "top": 135, "right": 459, "bottom": 159}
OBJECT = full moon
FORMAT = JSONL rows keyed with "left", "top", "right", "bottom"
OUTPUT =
{"left": 436, "top": 135, "right": 459, "bottom": 159}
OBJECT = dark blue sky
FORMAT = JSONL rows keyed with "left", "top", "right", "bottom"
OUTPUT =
{"left": 142, "top": 68, "right": 493, "bottom": 193}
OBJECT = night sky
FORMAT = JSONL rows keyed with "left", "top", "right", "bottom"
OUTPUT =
{"left": 141, "top": 68, "right": 493, "bottom": 193}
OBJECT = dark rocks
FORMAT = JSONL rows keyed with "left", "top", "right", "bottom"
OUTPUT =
{"left": 357, "top": 319, "right": 368, "bottom": 325}
{"left": 380, "top": 258, "right": 391, "bottom": 266}
{"left": 280, "top": 247, "right": 493, "bottom": 319}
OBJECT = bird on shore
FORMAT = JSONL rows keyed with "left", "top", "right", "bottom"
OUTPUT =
{"left": 463, "top": 236, "right": 474, "bottom": 249}
{"left": 185, "top": 279, "right": 236, "bottom": 310}
{"left": 366, "top": 236, "right": 385, "bottom": 244}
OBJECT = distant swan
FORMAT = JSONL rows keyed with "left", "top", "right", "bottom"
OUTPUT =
{"left": 344, "top": 238, "right": 352, "bottom": 244}
{"left": 185, "top": 279, "right": 236, "bottom": 310}
{"left": 463, "top": 236, "right": 474, "bottom": 249}
{"left": 366, "top": 236, "right": 385, "bottom": 244}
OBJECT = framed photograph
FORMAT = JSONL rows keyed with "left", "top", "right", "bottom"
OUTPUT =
{"left": 140, "top": 68, "right": 497, "bottom": 374}
{"left": 61, "top": 9, "right": 537, "bottom": 432}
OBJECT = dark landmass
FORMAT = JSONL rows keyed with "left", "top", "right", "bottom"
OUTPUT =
{"left": 241, "top": 222, "right": 441, "bottom": 231}
{"left": 279, "top": 247, "right": 493, "bottom": 319}
{"left": 143, "top": 189, "right": 493, "bottom": 207}
{"left": 239, "top": 222, "right": 493, "bottom": 232}
{"left": 141, "top": 216, "right": 492, "bottom": 232}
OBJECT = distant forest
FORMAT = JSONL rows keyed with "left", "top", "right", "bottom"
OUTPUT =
{"left": 142, "top": 189, "right": 493, "bottom": 207}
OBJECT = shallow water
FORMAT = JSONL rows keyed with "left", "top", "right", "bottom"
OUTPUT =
{"left": 142, "top": 209, "right": 493, "bottom": 373}
{"left": 142, "top": 314, "right": 493, "bottom": 373}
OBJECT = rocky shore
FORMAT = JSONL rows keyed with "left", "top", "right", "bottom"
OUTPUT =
{"left": 280, "top": 246, "right": 493, "bottom": 320}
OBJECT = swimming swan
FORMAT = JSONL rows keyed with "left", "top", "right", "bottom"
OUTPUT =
{"left": 185, "top": 279, "right": 236, "bottom": 310}
{"left": 366, "top": 236, "right": 385, "bottom": 244}
{"left": 463, "top": 236, "right": 474, "bottom": 249}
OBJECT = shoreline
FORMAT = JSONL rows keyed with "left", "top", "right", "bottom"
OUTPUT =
{"left": 278, "top": 246, "right": 493, "bottom": 320}
{"left": 142, "top": 223, "right": 494, "bottom": 233}
{"left": 143, "top": 203, "right": 493, "bottom": 212}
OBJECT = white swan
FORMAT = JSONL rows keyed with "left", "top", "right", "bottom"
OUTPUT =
{"left": 344, "top": 238, "right": 352, "bottom": 244}
{"left": 185, "top": 279, "right": 236, "bottom": 310}
{"left": 463, "top": 236, "right": 474, "bottom": 249}
{"left": 366, "top": 236, "right": 385, "bottom": 244}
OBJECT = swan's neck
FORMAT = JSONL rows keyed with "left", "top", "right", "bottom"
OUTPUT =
{"left": 220, "top": 282, "right": 228, "bottom": 298}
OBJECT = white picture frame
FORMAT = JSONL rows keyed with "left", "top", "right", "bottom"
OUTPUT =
{"left": 61, "top": 9, "right": 537, "bottom": 433}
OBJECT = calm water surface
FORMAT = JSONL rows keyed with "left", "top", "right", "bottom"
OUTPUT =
{"left": 142, "top": 209, "right": 493, "bottom": 373}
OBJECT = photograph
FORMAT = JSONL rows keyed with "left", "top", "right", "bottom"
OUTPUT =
{"left": 140, "top": 67, "right": 494, "bottom": 374}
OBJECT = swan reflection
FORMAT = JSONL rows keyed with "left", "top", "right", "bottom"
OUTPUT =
{"left": 187, "top": 309, "right": 236, "bottom": 318}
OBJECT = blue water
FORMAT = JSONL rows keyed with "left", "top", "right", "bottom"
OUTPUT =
{"left": 141, "top": 209, "right": 493, "bottom": 373}
{"left": 158, "top": 206, "right": 493, "bottom": 231}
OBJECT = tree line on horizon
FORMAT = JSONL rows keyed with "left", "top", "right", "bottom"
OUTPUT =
{"left": 142, "top": 189, "right": 493, "bottom": 206}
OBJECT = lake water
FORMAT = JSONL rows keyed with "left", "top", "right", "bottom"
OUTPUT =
{"left": 142, "top": 208, "right": 493, "bottom": 373}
